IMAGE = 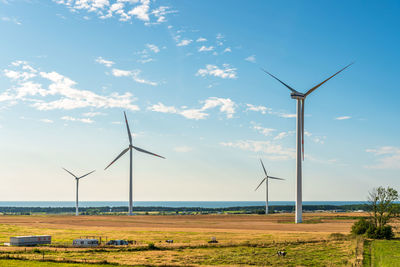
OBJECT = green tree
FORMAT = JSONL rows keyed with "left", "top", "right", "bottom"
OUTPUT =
{"left": 368, "top": 186, "right": 399, "bottom": 228}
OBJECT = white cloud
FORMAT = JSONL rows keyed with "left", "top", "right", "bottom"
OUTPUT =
{"left": 147, "top": 102, "right": 177, "bottom": 113}
{"left": 196, "top": 64, "right": 237, "bottom": 79}
{"left": 40, "top": 119, "right": 54, "bottom": 123}
{"left": 146, "top": 43, "right": 160, "bottom": 53}
{"left": 366, "top": 146, "right": 400, "bottom": 169}
{"left": 1, "top": 16, "right": 21, "bottom": 25}
{"left": 111, "top": 68, "right": 158, "bottom": 86}
{"left": 253, "top": 125, "right": 276, "bottom": 136}
{"left": 95, "top": 57, "right": 115, "bottom": 67}
{"left": 82, "top": 111, "right": 105, "bottom": 117}
{"left": 198, "top": 46, "right": 214, "bottom": 52}
{"left": 279, "top": 113, "right": 296, "bottom": 118}
{"left": 55, "top": 0, "right": 174, "bottom": 25}
{"left": 61, "top": 116, "right": 94, "bottom": 124}
{"left": 1, "top": 61, "right": 140, "bottom": 112}
{"left": 246, "top": 103, "right": 294, "bottom": 118}
{"left": 177, "top": 39, "right": 192, "bottom": 47}
{"left": 174, "top": 146, "right": 193, "bottom": 152}
{"left": 196, "top": 37, "right": 207, "bottom": 42}
{"left": 274, "top": 131, "right": 289, "bottom": 140}
{"left": 179, "top": 109, "right": 208, "bottom": 120}
{"left": 128, "top": 0, "right": 150, "bottom": 21}
{"left": 245, "top": 55, "right": 256, "bottom": 63}
{"left": 148, "top": 97, "right": 236, "bottom": 120}
{"left": 246, "top": 104, "right": 270, "bottom": 115}
{"left": 220, "top": 140, "right": 295, "bottom": 160}
{"left": 223, "top": 47, "right": 231, "bottom": 53}
{"left": 335, "top": 116, "right": 351, "bottom": 120}
{"left": 111, "top": 68, "right": 132, "bottom": 77}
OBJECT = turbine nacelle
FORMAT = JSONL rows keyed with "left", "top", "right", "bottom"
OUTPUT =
{"left": 290, "top": 93, "right": 305, "bottom": 100}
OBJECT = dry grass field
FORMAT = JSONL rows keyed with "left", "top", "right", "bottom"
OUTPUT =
{"left": 0, "top": 213, "right": 374, "bottom": 266}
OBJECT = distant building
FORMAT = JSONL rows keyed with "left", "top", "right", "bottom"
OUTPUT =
{"left": 73, "top": 238, "right": 99, "bottom": 247}
{"left": 10, "top": 235, "right": 51, "bottom": 246}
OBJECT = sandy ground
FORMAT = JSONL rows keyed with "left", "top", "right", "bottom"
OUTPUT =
{"left": 0, "top": 213, "right": 364, "bottom": 234}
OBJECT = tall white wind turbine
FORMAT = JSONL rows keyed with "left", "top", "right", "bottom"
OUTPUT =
{"left": 105, "top": 111, "right": 165, "bottom": 216}
{"left": 62, "top": 168, "right": 95, "bottom": 216}
{"left": 255, "top": 159, "right": 284, "bottom": 215}
{"left": 261, "top": 63, "right": 353, "bottom": 223}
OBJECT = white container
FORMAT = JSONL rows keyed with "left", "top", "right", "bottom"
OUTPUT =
{"left": 73, "top": 239, "right": 99, "bottom": 247}
{"left": 10, "top": 235, "right": 51, "bottom": 246}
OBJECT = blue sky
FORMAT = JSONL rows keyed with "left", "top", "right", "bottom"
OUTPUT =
{"left": 0, "top": 0, "right": 399, "bottom": 201}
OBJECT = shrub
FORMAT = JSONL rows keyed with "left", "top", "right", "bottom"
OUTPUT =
{"left": 366, "top": 225, "right": 394, "bottom": 239}
{"left": 351, "top": 218, "right": 374, "bottom": 235}
{"left": 147, "top": 242, "right": 156, "bottom": 249}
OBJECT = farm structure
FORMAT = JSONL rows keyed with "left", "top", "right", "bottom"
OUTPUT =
{"left": 73, "top": 238, "right": 99, "bottom": 247}
{"left": 106, "top": 240, "right": 129, "bottom": 246}
{"left": 10, "top": 235, "right": 51, "bottom": 246}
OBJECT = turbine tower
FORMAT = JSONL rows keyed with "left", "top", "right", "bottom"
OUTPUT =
{"left": 261, "top": 63, "right": 353, "bottom": 223}
{"left": 255, "top": 159, "right": 284, "bottom": 215}
{"left": 105, "top": 111, "right": 165, "bottom": 216}
{"left": 62, "top": 168, "right": 95, "bottom": 216}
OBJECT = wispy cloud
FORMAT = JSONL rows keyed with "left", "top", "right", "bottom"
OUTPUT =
{"left": 40, "top": 119, "right": 54, "bottom": 123}
{"left": 246, "top": 103, "right": 295, "bottom": 118}
{"left": 223, "top": 47, "right": 231, "bottom": 53}
{"left": 146, "top": 43, "right": 160, "bottom": 53}
{"left": 111, "top": 68, "right": 158, "bottom": 86}
{"left": 196, "top": 37, "right": 207, "bottom": 42}
{"left": 245, "top": 55, "right": 256, "bottom": 63}
{"left": 61, "top": 116, "right": 94, "bottom": 124}
{"left": 148, "top": 97, "right": 236, "bottom": 120}
{"left": 366, "top": 146, "right": 400, "bottom": 169}
{"left": 177, "top": 39, "right": 192, "bottom": 47}
{"left": 82, "top": 111, "right": 105, "bottom": 117}
{"left": 246, "top": 104, "right": 270, "bottom": 115}
{"left": 174, "top": 146, "right": 193, "bottom": 152}
{"left": 1, "top": 16, "right": 21, "bottom": 25}
{"left": 335, "top": 116, "right": 351, "bottom": 120}
{"left": 252, "top": 123, "right": 276, "bottom": 136}
{"left": 95, "top": 57, "right": 115, "bottom": 67}
{"left": 196, "top": 64, "right": 237, "bottom": 79}
{"left": 198, "top": 46, "right": 214, "bottom": 52}
{"left": 220, "top": 140, "right": 295, "bottom": 160}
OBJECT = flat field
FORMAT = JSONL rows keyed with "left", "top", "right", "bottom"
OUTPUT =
{"left": 0, "top": 213, "right": 375, "bottom": 266}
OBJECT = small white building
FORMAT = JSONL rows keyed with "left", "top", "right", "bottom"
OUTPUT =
{"left": 73, "top": 238, "right": 99, "bottom": 247}
{"left": 10, "top": 235, "right": 51, "bottom": 246}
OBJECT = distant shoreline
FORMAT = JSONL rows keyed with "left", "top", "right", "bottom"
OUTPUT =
{"left": 0, "top": 201, "right": 369, "bottom": 208}
{"left": 0, "top": 203, "right": 376, "bottom": 215}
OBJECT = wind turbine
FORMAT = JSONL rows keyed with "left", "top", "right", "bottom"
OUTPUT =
{"left": 261, "top": 63, "right": 353, "bottom": 223}
{"left": 105, "top": 111, "right": 165, "bottom": 216}
{"left": 62, "top": 168, "right": 95, "bottom": 216}
{"left": 255, "top": 159, "right": 284, "bottom": 215}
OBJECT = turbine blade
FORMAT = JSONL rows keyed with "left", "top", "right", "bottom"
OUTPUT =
{"left": 62, "top": 168, "right": 77, "bottom": 178}
{"left": 124, "top": 111, "right": 133, "bottom": 145}
{"left": 260, "top": 159, "right": 268, "bottom": 177}
{"left": 268, "top": 176, "right": 285, "bottom": 180}
{"left": 255, "top": 178, "right": 266, "bottom": 191}
{"left": 79, "top": 170, "right": 96, "bottom": 179}
{"left": 104, "top": 147, "right": 130, "bottom": 170}
{"left": 261, "top": 68, "right": 298, "bottom": 94}
{"left": 302, "top": 99, "right": 305, "bottom": 161}
{"left": 132, "top": 145, "right": 165, "bottom": 159}
{"left": 304, "top": 62, "right": 354, "bottom": 97}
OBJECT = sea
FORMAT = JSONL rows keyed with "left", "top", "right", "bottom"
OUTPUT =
{"left": 0, "top": 201, "right": 367, "bottom": 208}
